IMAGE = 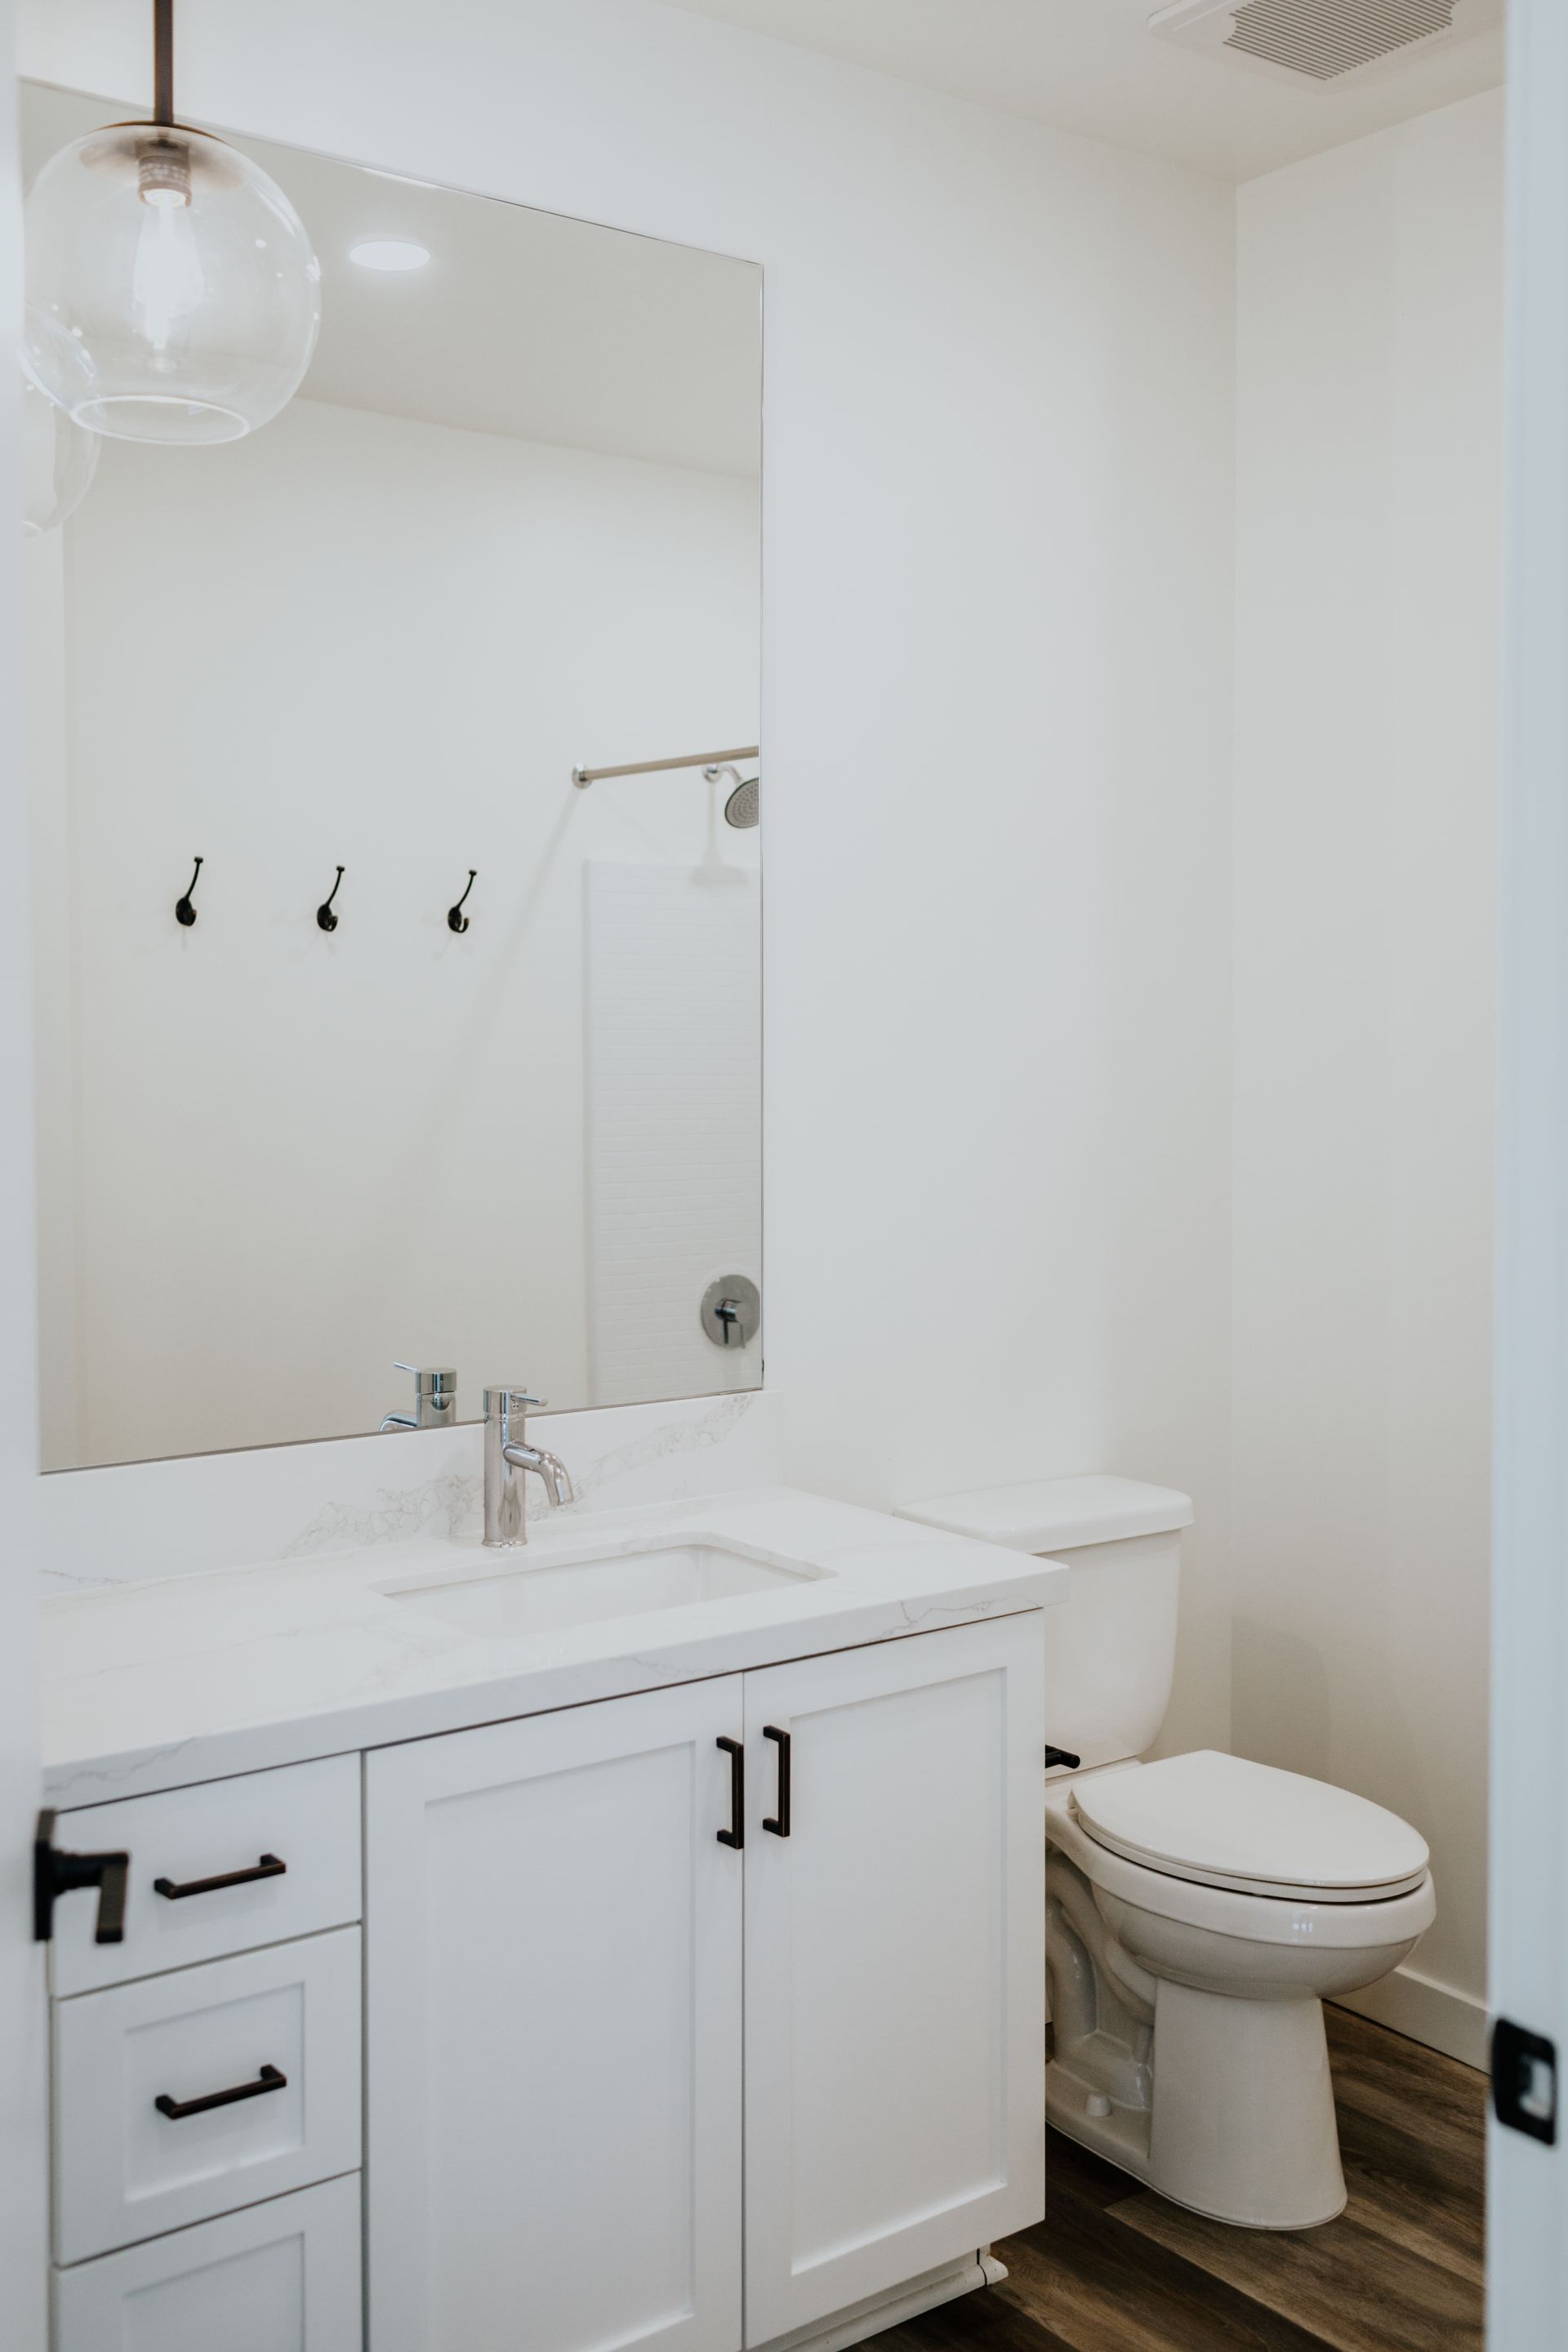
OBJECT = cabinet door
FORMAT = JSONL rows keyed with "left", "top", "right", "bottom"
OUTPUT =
{"left": 742, "top": 1616, "right": 1045, "bottom": 2345}
{"left": 54, "top": 2174, "right": 362, "bottom": 2352}
{"left": 365, "top": 1677, "right": 744, "bottom": 2352}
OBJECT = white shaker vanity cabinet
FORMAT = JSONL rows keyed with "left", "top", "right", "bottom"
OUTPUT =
{"left": 40, "top": 1489, "right": 1062, "bottom": 2352}
{"left": 364, "top": 1615, "right": 1045, "bottom": 2352}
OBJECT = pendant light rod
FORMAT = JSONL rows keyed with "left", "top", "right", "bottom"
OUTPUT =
{"left": 154, "top": 0, "right": 175, "bottom": 127}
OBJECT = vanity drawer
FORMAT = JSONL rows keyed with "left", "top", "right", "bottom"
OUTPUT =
{"left": 55, "top": 1928, "right": 362, "bottom": 2265}
{"left": 54, "top": 2172, "right": 363, "bottom": 2352}
{"left": 51, "top": 1755, "right": 361, "bottom": 1996}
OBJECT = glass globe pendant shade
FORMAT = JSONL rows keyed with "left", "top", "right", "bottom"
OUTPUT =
{"left": 23, "top": 370, "right": 100, "bottom": 537}
{"left": 24, "top": 122, "right": 321, "bottom": 445}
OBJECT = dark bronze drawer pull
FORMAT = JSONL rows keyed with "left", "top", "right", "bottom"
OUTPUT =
{"left": 155, "top": 2063, "right": 287, "bottom": 2120}
{"left": 154, "top": 1855, "right": 287, "bottom": 1901}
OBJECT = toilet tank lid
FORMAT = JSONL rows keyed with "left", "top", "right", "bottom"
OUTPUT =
{"left": 895, "top": 1473, "right": 1193, "bottom": 1553}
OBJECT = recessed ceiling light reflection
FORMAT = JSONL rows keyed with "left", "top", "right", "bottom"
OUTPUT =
{"left": 350, "top": 239, "right": 430, "bottom": 273}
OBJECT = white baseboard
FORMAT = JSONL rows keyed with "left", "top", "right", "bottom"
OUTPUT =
{"left": 751, "top": 2252, "right": 1006, "bottom": 2352}
{"left": 1333, "top": 1962, "right": 1489, "bottom": 2071}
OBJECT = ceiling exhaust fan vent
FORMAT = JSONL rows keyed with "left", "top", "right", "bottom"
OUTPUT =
{"left": 1229, "top": 0, "right": 1455, "bottom": 78}
{"left": 1148, "top": 0, "right": 1502, "bottom": 85}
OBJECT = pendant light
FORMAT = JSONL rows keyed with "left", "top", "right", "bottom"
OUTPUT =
{"left": 23, "top": 0, "right": 321, "bottom": 445}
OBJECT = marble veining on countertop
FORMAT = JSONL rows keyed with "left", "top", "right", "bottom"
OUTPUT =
{"left": 42, "top": 1486, "right": 1066, "bottom": 1807}
{"left": 38, "top": 1388, "right": 782, "bottom": 1596}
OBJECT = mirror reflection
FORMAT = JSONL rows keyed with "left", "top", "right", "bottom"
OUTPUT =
{"left": 23, "top": 85, "right": 763, "bottom": 1472}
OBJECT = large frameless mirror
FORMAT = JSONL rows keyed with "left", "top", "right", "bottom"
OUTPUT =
{"left": 23, "top": 82, "right": 763, "bottom": 1471}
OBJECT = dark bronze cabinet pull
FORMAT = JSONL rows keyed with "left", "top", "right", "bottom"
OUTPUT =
{"left": 716, "top": 1737, "right": 744, "bottom": 1848}
{"left": 763, "top": 1726, "right": 791, "bottom": 1837}
{"left": 154, "top": 1854, "right": 286, "bottom": 1901}
{"left": 156, "top": 2063, "right": 287, "bottom": 2121}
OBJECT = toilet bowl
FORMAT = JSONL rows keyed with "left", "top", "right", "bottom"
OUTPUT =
{"left": 897, "top": 1475, "right": 1437, "bottom": 2231}
{"left": 1045, "top": 1751, "right": 1433, "bottom": 2226}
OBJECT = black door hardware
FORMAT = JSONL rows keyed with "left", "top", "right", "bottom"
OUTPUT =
{"left": 717, "top": 1736, "right": 744, "bottom": 1848}
{"left": 1044, "top": 1746, "right": 1081, "bottom": 1772}
{"left": 154, "top": 1854, "right": 286, "bottom": 1901}
{"left": 33, "top": 1810, "right": 129, "bottom": 1945}
{"left": 448, "top": 869, "right": 478, "bottom": 933}
{"left": 1493, "top": 2017, "right": 1557, "bottom": 2144}
{"left": 155, "top": 2063, "right": 287, "bottom": 2121}
{"left": 316, "top": 865, "right": 345, "bottom": 931}
{"left": 174, "top": 855, "right": 203, "bottom": 928}
{"left": 763, "top": 1726, "right": 791, "bottom": 1837}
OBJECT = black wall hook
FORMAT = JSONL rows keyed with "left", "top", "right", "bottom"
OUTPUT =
{"left": 174, "top": 856, "right": 203, "bottom": 929}
{"left": 316, "top": 866, "right": 345, "bottom": 933}
{"left": 448, "top": 869, "right": 477, "bottom": 933}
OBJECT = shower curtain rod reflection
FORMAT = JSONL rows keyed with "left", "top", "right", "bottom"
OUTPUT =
{"left": 572, "top": 745, "right": 760, "bottom": 787}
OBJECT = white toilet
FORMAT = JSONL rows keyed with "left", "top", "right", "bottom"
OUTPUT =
{"left": 898, "top": 1474, "right": 1436, "bottom": 2231}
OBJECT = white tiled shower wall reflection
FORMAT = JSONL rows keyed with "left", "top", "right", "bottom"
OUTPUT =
{"left": 586, "top": 860, "right": 762, "bottom": 1404}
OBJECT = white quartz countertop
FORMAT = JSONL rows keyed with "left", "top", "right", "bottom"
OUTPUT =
{"left": 41, "top": 1486, "right": 1067, "bottom": 1807}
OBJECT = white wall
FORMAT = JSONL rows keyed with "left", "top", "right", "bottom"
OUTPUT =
{"left": 20, "top": 0, "right": 1239, "bottom": 1749}
{"left": 1232, "top": 91, "right": 1503, "bottom": 2063}
{"left": 32, "top": 394, "right": 759, "bottom": 1464}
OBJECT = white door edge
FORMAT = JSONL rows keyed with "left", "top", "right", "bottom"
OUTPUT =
{"left": 1490, "top": 0, "right": 1568, "bottom": 2338}
{"left": 0, "top": 0, "right": 48, "bottom": 2338}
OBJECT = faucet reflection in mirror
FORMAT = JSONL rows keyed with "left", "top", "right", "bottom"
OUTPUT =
{"left": 380, "top": 1366, "right": 457, "bottom": 1435}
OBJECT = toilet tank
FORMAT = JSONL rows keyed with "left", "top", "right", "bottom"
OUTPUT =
{"left": 896, "top": 1475, "right": 1193, "bottom": 1772}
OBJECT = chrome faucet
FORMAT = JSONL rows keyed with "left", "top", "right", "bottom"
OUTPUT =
{"left": 483, "top": 1387, "right": 576, "bottom": 1548}
{"left": 381, "top": 1364, "right": 457, "bottom": 1432}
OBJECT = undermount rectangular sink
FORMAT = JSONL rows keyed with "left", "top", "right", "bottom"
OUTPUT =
{"left": 378, "top": 1538, "right": 826, "bottom": 1639}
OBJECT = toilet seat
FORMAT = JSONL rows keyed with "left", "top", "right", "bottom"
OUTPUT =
{"left": 1046, "top": 1783, "right": 1435, "bottom": 1951}
{"left": 1068, "top": 1750, "right": 1431, "bottom": 1904}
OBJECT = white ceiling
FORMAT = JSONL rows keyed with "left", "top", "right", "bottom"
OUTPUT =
{"left": 22, "top": 83, "right": 763, "bottom": 478}
{"left": 658, "top": 0, "right": 1504, "bottom": 182}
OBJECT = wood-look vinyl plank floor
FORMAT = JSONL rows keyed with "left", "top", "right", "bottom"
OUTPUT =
{"left": 1111, "top": 2194, "right": 1481, "bottom": 2352}
{"left": 998, "top": 2196, "right": 1333, "bottom": 2352}
{"left": 881, "top": 2007, "right": 1486, "bottom": 2352}
{"left": 1332, "top": 2096, "right": 1483, "bottom": 2286}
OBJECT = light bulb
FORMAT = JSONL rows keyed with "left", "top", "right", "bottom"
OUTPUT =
{"left": 133, "top": 169, "right": 207, "bottom": 359}
{"left": 24, "top": 123, "right": 320, "bottom": 445}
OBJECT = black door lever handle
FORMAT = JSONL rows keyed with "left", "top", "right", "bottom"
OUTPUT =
{"left": 33, "top": 1809, "right": 130, "bottom": 1944}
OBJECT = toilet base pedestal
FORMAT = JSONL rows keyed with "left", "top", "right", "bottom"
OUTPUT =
{"left": 1147, "top": 1980, "right": 1346, "bottom": 2227}
{"left": 1048, "top": 1983, "right": 1347, "bottom": 2230}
